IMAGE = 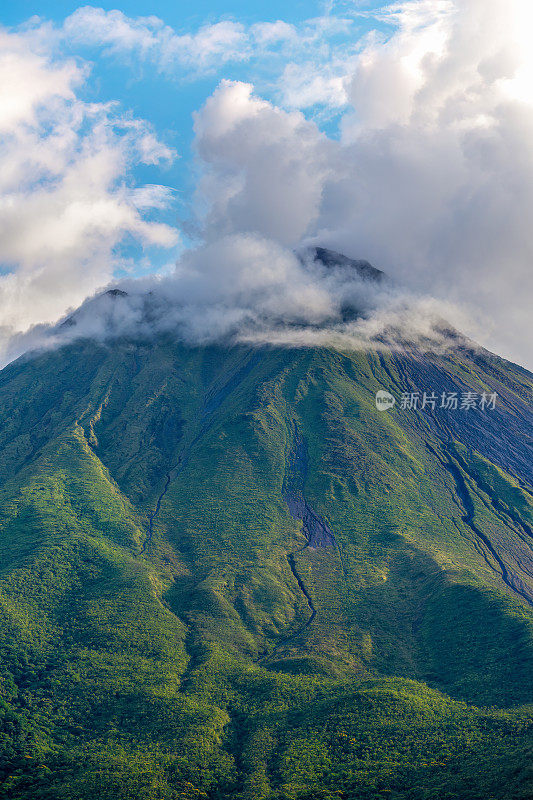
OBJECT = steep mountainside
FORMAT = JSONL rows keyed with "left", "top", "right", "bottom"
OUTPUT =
{"left": 0, "top": 323, "right": 532, "bottom": 798}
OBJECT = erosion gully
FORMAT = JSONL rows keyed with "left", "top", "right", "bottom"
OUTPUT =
{"left": 257, "top": 424, "right": 336, "bottom": 662}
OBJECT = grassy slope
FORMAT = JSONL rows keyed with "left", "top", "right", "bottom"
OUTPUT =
{"left": 0, "top": 339, "right": 531, "bottom": 798}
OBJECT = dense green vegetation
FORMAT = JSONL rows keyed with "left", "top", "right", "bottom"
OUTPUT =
{"left": 0, "top": 338, "right": 532, "bottom": 798}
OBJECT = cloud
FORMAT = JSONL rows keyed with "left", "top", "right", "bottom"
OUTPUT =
{"left": 59, "top": 5, "right": 360, "bottom": 102}
{"left": 331, "top": 0, "right": 533, "bottom": 366}
{"left": 62, "top": 7, "right": 250, "bottom": 72}
{"left": 0, "top": 24, "right": 178, "bottom": 345}
{"left": 7, "top": 233, "right": 467, "bottom": 367}
{"left": 185, "top": 0, "right": 533, "bottom": 368}
{"left": 192, "top": 81, "right": 335, "bottom": 246}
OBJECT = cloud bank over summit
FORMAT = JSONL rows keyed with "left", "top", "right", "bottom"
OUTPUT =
{"left": 4, "top": 236, "right": 474, "bottom": 367}
{"left": 1, "top": 0, "right": 532, "bottom": 368}
{"left": 190, "top": 1, "right": 533, "bottom": 366}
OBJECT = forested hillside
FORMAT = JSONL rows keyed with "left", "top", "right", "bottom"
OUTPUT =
{"left": 0, "top": 337, "right": 532, "bottom": 799}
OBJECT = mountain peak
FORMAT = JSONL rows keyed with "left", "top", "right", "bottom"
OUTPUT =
{"left": 307, "top": 246, "right": 385, "bottom": 283}
{"left": 54, "top": 246, "right": 386, "bottom": 338}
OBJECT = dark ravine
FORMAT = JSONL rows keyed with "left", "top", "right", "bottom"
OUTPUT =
{"left": 285, "top": 497, "right": 336, "bottom": 548}
{"left": 427, "top": 442, "right": 533, "bottom": 606}
{"left": 257, "top": 553, "right": 316, "bottom": 664}
{"left": 283, "top": 424, "right": 336, "bottom": 549}
{"left": 287, "top": 553, "right": 317, "bottom": 625}
{"left": 141, "top": 471, "right": 172, "bottom": 553}
{"left": 258, "top": 425, "right": 334, "bottom": 662}
{"left": 451, "top": 448, "right": 533, "bottom": 547}
{"left": 201, "top": 350, "right": 263, "bottom": 418}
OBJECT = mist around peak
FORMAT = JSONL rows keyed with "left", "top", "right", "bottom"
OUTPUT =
{"left": 2, "top": 236, "right": 477, "bottom": 367}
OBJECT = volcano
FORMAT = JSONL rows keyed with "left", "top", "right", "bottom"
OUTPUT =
{"left": 0, "top": 251, "right": 532, "bottom": 800}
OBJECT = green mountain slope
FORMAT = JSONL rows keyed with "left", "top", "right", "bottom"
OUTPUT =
{"left": 0, "top": 336, "right": 532, "bottom": 799}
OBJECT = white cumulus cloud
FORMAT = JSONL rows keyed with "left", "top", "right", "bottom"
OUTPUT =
{"left": 62, "top": 7, "right": 250, "bottom": 72}
{"left": 192, "top": 81, "right": 335, "bottom": 246}
{"left": 185, "top": 0, "right": 533, "bottom": 368}
{"left": 0, "top": 24, "right": 179, "bottom": 349}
